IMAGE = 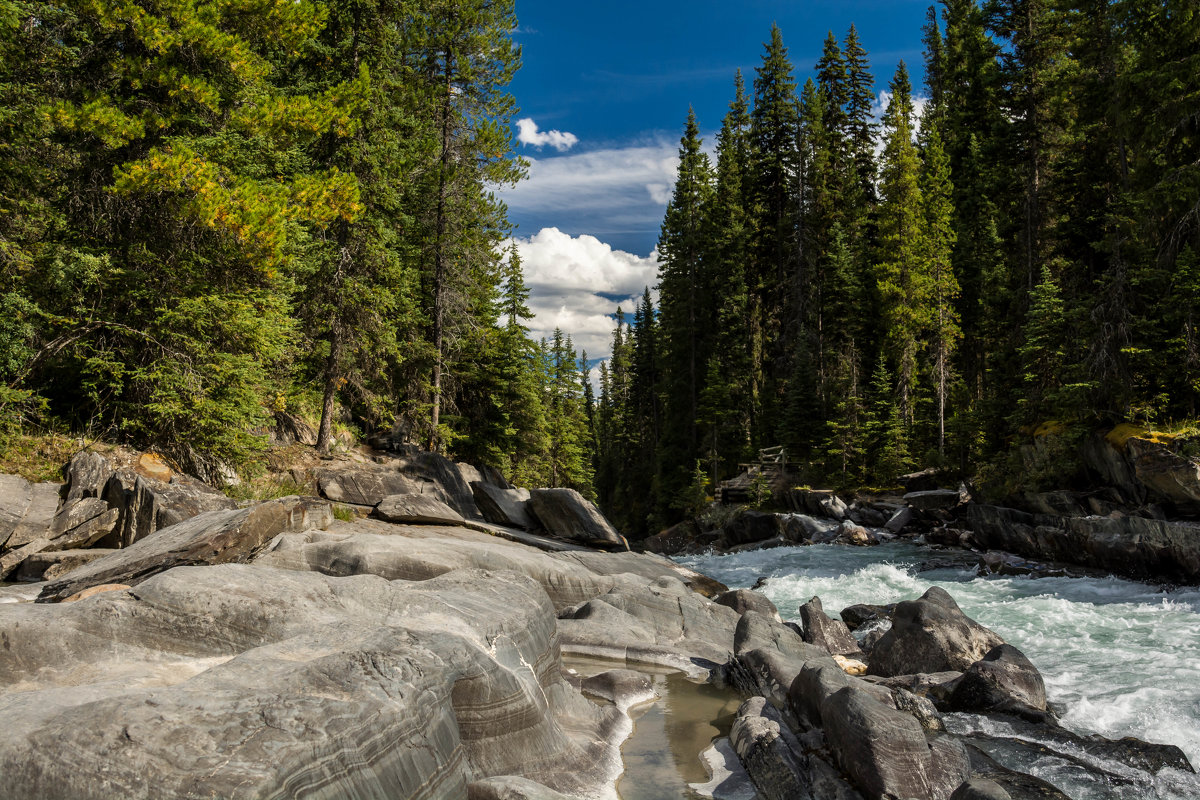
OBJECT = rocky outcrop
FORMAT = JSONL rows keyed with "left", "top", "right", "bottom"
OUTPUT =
{"left": 373, "top": 493, "right": 464, "bottom": 525}
{"left": 716, "top": 588, "right": 781, "bottom": 620}
{"left": 317, "top": 466, "right": 453, "bottom": 509}
{"left": 0, "top": 475, "right": 59, "bottom": 551}
{"left": 527, "top": 488, "right": 627, "bottom": 550}
{"left": 38, "top": 496, "right": 332, "bottom": 601}
{"left": 472, "top": 483, "right": 535, "bottom": 530}
{"left": 798, "top": 596, "right": 863, "bottom": 657}
{"left": 967, "top": 503, "right": 1200, "bottom": 583}
{"left": 104, "top": 466, "right": 237, "bottom": 547}
{"left": 0, "top": 564, "right": 625, "bottom": 799}
{"left": 946, "top": 644, "right": 1047, "bottom": 718}
{"left": 868, "top": 587, "right": 1005, "bottom": 677}
{"left": 730, "top": 696, "right": 812, "bottom": 800}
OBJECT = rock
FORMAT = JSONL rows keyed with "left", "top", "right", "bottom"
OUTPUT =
{"left": 48, "top": 497, "right": 119, "bottom": 546}
{"left": 834, "top": 520, "right": 876, "bottom": 546}
{"left": 690, "top": 738, "right": 761, "bottom": 800}
{"left": 579, "top": 669, "right": 656, "bottom": 711}
{"left": 729, "top": 696, "right": 813, "bottom": 800}
{"left": 715, "top": 588, "right": 780, "bottom": 620}
{"left": 885, "top": 506, "right": 915, "bottom": 533}
{"left": 467, "top": 776, "right": 578, "bottom": 800}
{"left": 271, "top": 410, "right": 318, "bottom": 446}
{"left": 788, "top": 662, "right": 893, "bottom": 731}
{"left": 892, "top": 687, "right": 945, "bottom": 732}
{"left": 901, "top": 468, "right": 943, "bottom": 493}
{"left": 135, "top": 452, "right": 173, "bottom": 483}
{"left": 905, "top": 488, "right": 965, "bottom": 512}
{"left": 834, "top": 655, "right": 868, "bottom": 676}
{"left": 62, "top": 583, "right": 131, "bottom": 602}
{"left": 822, "top": 686, "right": 969, "bottom": 800}
{"left": 798, "top": 596, "right": 863, "bottom": 657}
{"left": 1, "top": 565, "right": 625, "bottom": 799}
{"left": 721, "top": 510, "right": 784, "bottom": 547}
{"left": 0, "top": 537, "right": 52, "bottom": 580}
{"left": 527, "top": 488, "right": 626, "bottom": 550}
{"left": 373, "top": 493, "right": 465, "bottom": 525}
{"left": 0, "top": 476, "right": 60, "bottom": 551}
{"left": 841, "top": 603, "right": 896, "bottom": 632}
{"left": 14, "top": 549, "right": 118, "bottom": 582}
{"left": 642, "top": 519, "right": 703, "bottom": 555}
{"left": 821, "top": 494, "right": 849, "bottom": 520}
{"left": 317, "top": 467, "right": 452, "bottom": 509}
{"left": 471, "top": 482, "right": 535, "bottom": 530}
{"left": 104, "top": 468, "right": 237, "bottom": 547}
{"left": 967, "top": 504, "right": 1200, "bottom": 584}
{"left": 392, "top": 451, "right": 483, "bottom": 518}
{"left": 868, "top": 587, "right": 1005, "bottom": 678}
{"left": 950, "top": 778, "right": 1012, "bottom": 800}
{"left": 38, "top": 496, "right": 332, "bottom": 602}
{"left": 63, "top": 451, "right": 113, "bottom": 503}
{"left": 784, "top": 513, "right": 840, "bottom": 543}
{"left": 1126, "top": 436, "right": 1200, "bottom": 514}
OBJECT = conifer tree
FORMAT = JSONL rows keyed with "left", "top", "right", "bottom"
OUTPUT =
{"left": 843, "top": 24, "right": 878, "bottom": 205}
{"left": 921, "top": 125, "right": 960, "bottom": 457}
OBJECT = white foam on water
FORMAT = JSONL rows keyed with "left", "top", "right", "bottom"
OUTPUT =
{"left": 679, "top": 541, "right": 1200, "bottom": 796}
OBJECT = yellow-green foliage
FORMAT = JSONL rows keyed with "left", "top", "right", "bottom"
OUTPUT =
{"left": 0, "top": 433, "right": 77, "bottom": 483}
{"left": 1105, "top": 422, "right": 1185, "bottom": 450}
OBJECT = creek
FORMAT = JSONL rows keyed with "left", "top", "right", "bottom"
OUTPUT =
{"left": 677, "top": 539, "right": 1200, "bottom": 800}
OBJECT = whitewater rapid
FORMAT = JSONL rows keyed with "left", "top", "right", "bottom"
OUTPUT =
{"left": 678, "top": 540, "right": 1200, "bottom": 800}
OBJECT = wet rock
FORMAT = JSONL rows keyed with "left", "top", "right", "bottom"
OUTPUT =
{"left": 835, "top": 520, "right": 877, "bottom": 546}
{"left": 579, "top": 669, "right": 656, "bottom": 711}
{"left": 906, "top": 488, "right": 968, "bottom": 512}
{"left": 868, "top": 587, "right": 1005, "bottom": 677}
{"left": 721, "top": 510, "right": 785, "bottom": 547}
{"left": 947, "top": 644, "right": 1047, "bottom": 717}
{"left": 823, "top": 686, "right": 969, "bottom": 800}
{"left": 892, "top": 687, "right": 945, "bottom": 732}
{"left": 960, "top": 741, "right": 1079, "bottom": 799}
{"left": 967, "top": 504, "right": 1200, "bottom": 584}
{"left": 841, "top": 603, "right": 896, "bottom": 632}
{"left": 950, "top": 778, "right": 1013, "bottom": 800}
{"left": 39, "top": 496, "right": 332, "bottom": 602}
{"left": 798, "top": 596, "right": 863, "bottom": 657}
{"left": 0, "top": 476, "right": 59, "bottom": 551}
{"left": 471, "top": 483, "right": 534, "bottom": 530}
{"left": 715, "top": 588, "right": 780, "bottom": 620}
{"left": 527, "top": 488, "right": 626, "bottom": 550}
{"left": 885, "top": 506, "right": 915, "bottom": 533}
{"left": 373, "top": 493, "right": 464, "bottom": 525}
{"left": 730, "top": 696, "right": 812, "bottom": 800}
{"left": 467, "top": 776, "right": 578, "bottom": 800}
{"left": 642, "top": 519, "right": 703, "bottom": 555}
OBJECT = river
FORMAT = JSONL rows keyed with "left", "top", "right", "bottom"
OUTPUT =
{"left": 676, "top": 539, "right": 1200, "bottom": 800}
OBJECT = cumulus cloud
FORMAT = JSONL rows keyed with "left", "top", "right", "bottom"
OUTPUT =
{"left": 506, "top": 227, "right": 659, "bottom": 360}
{"left": 515, "top": 118, "right": 579, "bottom": 152}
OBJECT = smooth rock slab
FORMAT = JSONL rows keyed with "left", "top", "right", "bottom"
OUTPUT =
{"left": 38, "top": 496, "right": 331, "bottom": 602}
{"left": 527, "top": 488, "right": 626, "bottom": 550}
{"left": 472, "top": 483, "right": 535, "bottom": 530}
{"left": 373, "top": 493, "right": 464, "bottom": 525}
{"left": 0, "top": 564, "right": 624, "bottom": 799}
{"left": 0, "top": 475, "right": 60, "bottom": 550}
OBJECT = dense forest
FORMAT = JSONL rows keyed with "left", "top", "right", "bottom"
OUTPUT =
{"left": 595, "top": 2, "right": 1200, "bottom": 536}
{"left": 0, "top": 0, "right": 596, "bottom": 492}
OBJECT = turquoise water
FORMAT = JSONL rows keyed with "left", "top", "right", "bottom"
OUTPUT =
{"left": 679, "top": 540, "right": 1200, "bottom": 800}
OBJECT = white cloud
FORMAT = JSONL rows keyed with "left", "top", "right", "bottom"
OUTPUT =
{"left": 515, "top": 118, "right": 579, "bottom": 152}
{"left": 500, "top": 142, "right": 679, "bottom": 218}
{"left": 507, "top": 227, "right": 659, "bottom": 360}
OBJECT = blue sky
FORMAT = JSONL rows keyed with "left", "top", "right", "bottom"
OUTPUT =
{"left": 498, "top": 0, "right": 932, "bottom": 359}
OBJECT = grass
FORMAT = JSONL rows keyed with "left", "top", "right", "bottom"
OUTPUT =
{"left": 0, "top": 432, "right": 79, "bottom": 483}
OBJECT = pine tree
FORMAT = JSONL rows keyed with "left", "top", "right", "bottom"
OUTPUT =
{"left": 843, "top": 24, "right": 878, "bottom": 205}
{"left": 921, "top": 125, "right": 960, "bottom": 457}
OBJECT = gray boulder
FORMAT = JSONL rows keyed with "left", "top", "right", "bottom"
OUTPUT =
{"left": 103, "top": 468, "right": 237, "bottom": 547}
{"left": 730, "top": 696, "right": 813, "bottom": 800}
{"left": 885, "top": 506, "right": 915, "bottom": 534}
{"left": 392, "top": 451, "right": 483, "bottom": 518}
{"left": 823, "top": 686, "right": 969, "bottom": 800}
{"left": 947, "top": 644, "right": 1047, "bottom": 717}
{"left": 317, "top": 467, "right": 451, "bottom": 509}
{"left": 527, "top": 488, "right": 626, "bottom": 550}
{"left": 48, "top": 497, "right": 119, "bottom": 547}
{"left": 868, "top": 587, "right": 1004, "bottom": 677}
{"left": 716, "top": 588, "right": 780, "bottom": 620}
{"left": 467, "top": 776, "right": 579, "bottom": 800}
{"left": 950, "top": 778, "right": 1012, "bottom": 800}
{"left": 373, "top": 493, "right": 464, "bottom": 525}
{"left": 722, "top": 510, "right": 784, "bottom": 547}
{"left": 799, "top": 596, "right": 864, "bottom": 657}
{"left": 63, "top": 451, "right": 113, "bottom": 503}
{"left": 39, "top": 496, "right": 331, "bottom": 602}
{"left": 0, "top": 475, "right": 59, "bottom": 550}
{"left": 841, "top": 603, "right": 896, "bottom": 632}
{"left": 905, "top": 488, "right": 967, "bottom": 512}
{"left": 14, "top": 549, "right": 118, "bottom": 582}
{"left": 472, "top": 482, "right": 535, "bottom": 530}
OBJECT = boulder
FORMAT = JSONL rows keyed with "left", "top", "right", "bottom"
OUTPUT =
{"left": 373, "top": 493, "right": 464, "bottom": 525}
{"left": 643, "top": 519, "right": 710, "bottom": 555}
{"left": 905, "top": 488, "right": 968, "bottom": 512}
{"left": 841, "top": 603, "right": 896, "bottom": 632}
{"left": 885, "top": 506, "right": 915, "bottom": 534}
{"left": 63, "top": 451, "right": 113, "bottom": 503}
{"left": 527, "top": 488, "right": 626, "bottom": 550}
{"left": 104, "top": 468, "right": 237, "bottom": 547}
{"left": 1126, "top": 436, "right": 1200, "bottom": 515}
{"left": 868, "top": 587, "right": 1005, "bottom": 677}
{"left": 579, "top": 669, "right": 656, "bottom": 711}
{"left": 0, "top": 537, "right": 53, "bottom": 580}
{"left": 947, "top": 644, "right": 1047, "bottom": 717}
{"left": 471, "top": 482, "right": 535, "bottom": 530}
{"left": 834, "top": 520, "right": 876, "bottom": 546}
{"left": 721, "top": 510, "right": 784, "bottom": 547}
{"left": 729, "top": 696, "right": 813, "bottom": 800}
{"left": 822, "top": 686, "right": 969, "bottom": 800}
{"left": 716, "top": 588, "right": 780, "bottom": 620}
{"left": 317, "top": 467, "right": 452, "bottom": 509}
{"left": 48, "top": 497, "right": 119, "bottom": 546}
{"left": 135, "top": 452, "right": 173, "bottom": 483}
{"left": 0, "top": 476, "right": 60, "bottom": 550}
{"left": 392, "top": 451, "right": 483, "bottom": 518}
{"left": 467, "top": 777, "right": 579, "bottom": 800}
{"left": 271, "top": 410, "right": 318, "bottom": 446}
{"left": 798, "top": 596, "right": 863, "bottom": 657}
{"left": 0, "top": 565, "right": 625, "bottom": 799}
{"left": 14, "top": 549, "right": 118, "bottom": 582}
{"left": 38, "top": 496, "right": 332, "bottom": 602}
{"left": 950, "top": 777, "right": 1012, "bottom": 800}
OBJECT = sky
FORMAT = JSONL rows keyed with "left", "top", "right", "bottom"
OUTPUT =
{"left": 497, "top": 0, "right": 933, "bottom": 362}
